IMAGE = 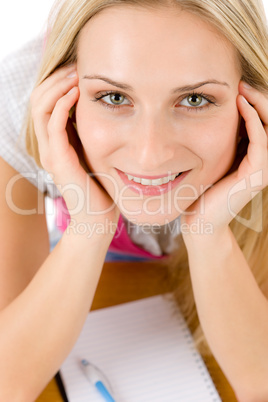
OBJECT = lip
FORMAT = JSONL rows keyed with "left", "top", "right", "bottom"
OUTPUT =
{"left": 116, "top": 168, "right": 191, "bottom": 196}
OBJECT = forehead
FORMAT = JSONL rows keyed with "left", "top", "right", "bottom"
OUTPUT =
{"left": 77, "top": 5, "right": 240, "bottom": 86}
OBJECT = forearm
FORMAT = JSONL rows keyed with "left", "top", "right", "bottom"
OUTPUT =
{"left": 184, "top": 228, "right": 268, "bottom": 401}
{"left": 0, "top": 230, "right": 110, "bottom": 401}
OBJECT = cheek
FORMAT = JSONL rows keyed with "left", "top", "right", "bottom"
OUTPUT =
{"left": 75, "top": 101, "right": 120, "bottom": 162}
{"left": 195, "top": 110, "right": 240, "bottom": 175}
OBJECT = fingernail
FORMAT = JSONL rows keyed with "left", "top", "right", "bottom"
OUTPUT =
{"left": 67, "top": 87, "right": 76, "bottom": 95}
{"left": 241, "top": 95, "right": 249, "bottom": 104}
{"left": 67, "top": 71, "right": 77, "bottom": 78}
{"left": 242, "top": 82, "right": 252, "bottom": 90}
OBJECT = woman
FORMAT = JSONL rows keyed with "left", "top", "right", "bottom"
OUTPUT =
{"left": 0, "top": 0, "right": 267, "bottom": 399}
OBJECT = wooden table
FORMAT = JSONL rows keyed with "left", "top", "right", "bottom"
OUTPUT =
{"left": 36, "top": 261, "right": 237, "bottom": 401}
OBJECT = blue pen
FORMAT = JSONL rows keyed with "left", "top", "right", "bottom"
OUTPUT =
{"left": 80, "top": 359, "right": 116, "bottom": 402}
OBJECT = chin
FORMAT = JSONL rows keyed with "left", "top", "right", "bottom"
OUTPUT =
{"left": 116, "top": 191, "right": 198, "bottom": 227}
{"left": 120, "top": 209, "right": 182, "bottom": 227}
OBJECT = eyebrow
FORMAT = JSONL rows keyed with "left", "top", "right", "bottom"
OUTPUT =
{"left": 83, "top": 74, "right": 133, "bottom": 90}
{"left": 172, "top": 80, "right": 230, "bottom": 93}
{"left": 83, "top": 74, "right": 230, "bottom": 92}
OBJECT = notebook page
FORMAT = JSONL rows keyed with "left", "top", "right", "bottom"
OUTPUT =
{"left": 60, "top": 295, "right": 221, "bottom": 401}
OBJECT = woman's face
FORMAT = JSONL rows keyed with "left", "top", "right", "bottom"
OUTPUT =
{"left": 76, "top": 5, "right": 241, "bottom": 225}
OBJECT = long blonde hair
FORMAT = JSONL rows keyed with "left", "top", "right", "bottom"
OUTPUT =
{"left": 25, "top": 0, "right": 268, "bottom": 353}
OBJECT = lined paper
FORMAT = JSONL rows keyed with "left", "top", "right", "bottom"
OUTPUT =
{"left": 60, "top": 295, "right": 221, "bottom": 401}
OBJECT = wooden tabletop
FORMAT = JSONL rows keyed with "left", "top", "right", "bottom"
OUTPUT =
{"left": 36, "top": 260, "right": 237, "bottom": 402}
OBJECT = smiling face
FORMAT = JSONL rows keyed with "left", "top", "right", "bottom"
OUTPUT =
{"left": 75, "top": 5, "right": 241, "bottom": 225}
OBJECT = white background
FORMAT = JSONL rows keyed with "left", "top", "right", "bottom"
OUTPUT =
{"left": 0, "top": 0, "right": 268, "bottom": 62}
{"left": 0, "top": 0, "right": 56, "bottom": 62}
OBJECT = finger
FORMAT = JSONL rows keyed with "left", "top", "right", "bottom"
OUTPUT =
{"left": 48, "top": 86, "right": 79, "bottom": 157}
{"left": 31, "top": 109, "right": 50, "bottom": 159}
{"left": 34, "top": 64, "right": 77, "bottom": 98}
{"left": 239, "top": 82, "right": 268, "bottom": 127}
{"left": 31, "top": 70, "right": 78, "bottom": 117}
{"left": 237, "top": 94, "right": 267, "bottom": 168}
{"left": 31, "top": 68, "right": 78, "bottom": 160}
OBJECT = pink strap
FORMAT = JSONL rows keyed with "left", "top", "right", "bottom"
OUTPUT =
{"left": 54, "top": 197, "right": 164, "bottom": 259}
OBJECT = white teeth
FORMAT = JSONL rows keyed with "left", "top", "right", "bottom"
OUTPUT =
{"left": 151, "top": 178, "right": 164, "bottom": 186}
{"left": 161, "top": 176, "right": 170, "bottom": 184}
{"left": 125, "top": 173, "right": 180, "bottom": 186}
{"left": 141, "top": 178, "right": 151, "bottom": 185}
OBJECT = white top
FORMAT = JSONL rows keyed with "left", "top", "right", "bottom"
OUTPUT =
{"left": 0, "top": 37, "right": 180, "bottom": 256}
{"left": 0, "top": 36, "right": 59, "bottom": 198}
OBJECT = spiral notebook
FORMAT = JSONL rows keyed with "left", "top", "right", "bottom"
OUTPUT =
{"left": 60, "top": 295, "right": 221, "bottom": 401}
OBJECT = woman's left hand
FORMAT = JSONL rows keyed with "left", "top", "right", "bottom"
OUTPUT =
{"left": 181, "top": 81, "right": 268, "bottom": 240}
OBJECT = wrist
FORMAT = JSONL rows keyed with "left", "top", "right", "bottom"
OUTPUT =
{"left": 182, "top": 224, "right": 233, "bottom": 255}
{"left": 61, "top": 221, "right": 114, "bottom": 257}
{"left": 67, "top": 216, "right": 116, "bottom": 241}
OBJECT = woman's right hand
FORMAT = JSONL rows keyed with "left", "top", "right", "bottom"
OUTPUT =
{"left": 31, "top": 65, "right": 119, "bottom": 241}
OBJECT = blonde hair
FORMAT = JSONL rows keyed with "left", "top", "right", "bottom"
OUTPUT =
{"left": 25, "top": 0, "right": 268, "bottom": 353}
{"left": 25, "top": 0, "right": 268, "bottom": 164}
{"left": 169, "top": 188, "right": 268, "bottom": 355}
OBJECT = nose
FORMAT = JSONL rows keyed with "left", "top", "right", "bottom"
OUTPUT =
{"left": 131, "top": 115, "right": 176, "bottom": 172}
